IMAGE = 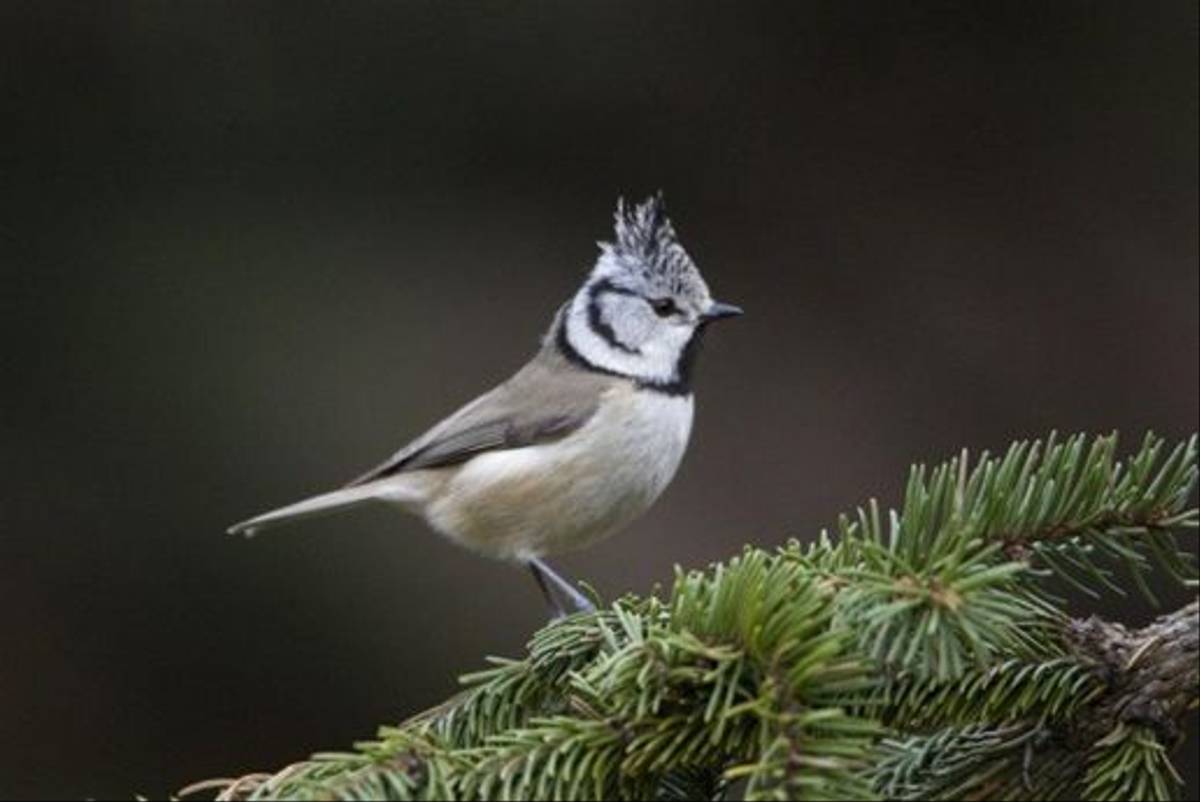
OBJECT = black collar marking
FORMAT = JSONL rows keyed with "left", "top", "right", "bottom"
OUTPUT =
{"left": 555, "top": 309, "right": 698, "bottom": 398}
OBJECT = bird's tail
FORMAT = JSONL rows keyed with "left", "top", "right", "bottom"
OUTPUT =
{"left": 227, "top": 484, "right": 389, "bottom": 537}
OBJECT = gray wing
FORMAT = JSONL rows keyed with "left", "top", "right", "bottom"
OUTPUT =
{"left": 345, "top": 346, "right": 619, "bottom": 487}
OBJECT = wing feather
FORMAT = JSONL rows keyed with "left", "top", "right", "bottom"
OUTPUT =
{"left": 344, "top": 346, "right": 617, "bottom": 487}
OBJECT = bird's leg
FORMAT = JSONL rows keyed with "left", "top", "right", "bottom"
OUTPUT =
{"left": 528, "top": 558, "right": 596, "bottom": 616}
{"left": 528, "top": 561, "right": 566, "bottom": 619}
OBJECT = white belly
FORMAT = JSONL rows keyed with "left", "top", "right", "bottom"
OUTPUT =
{"left": 422, "top": 386, "right": 694, "bottom": 560}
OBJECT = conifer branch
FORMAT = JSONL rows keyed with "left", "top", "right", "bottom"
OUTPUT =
{"left": 183, "top": 432, "right": 1198, "bottom": 801}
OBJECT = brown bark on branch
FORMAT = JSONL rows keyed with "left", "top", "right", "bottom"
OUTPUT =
{"left": 1067, "top": 599, "right": 1199, "bottom": 748}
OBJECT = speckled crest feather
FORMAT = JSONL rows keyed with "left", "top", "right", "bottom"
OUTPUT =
{"left": 601, "top": 193, "right": 703, "bottom": 297}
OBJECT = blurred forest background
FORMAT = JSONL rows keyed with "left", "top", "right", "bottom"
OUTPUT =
{"left": 1, "top": 2, "right": 1196, "bottom": 798}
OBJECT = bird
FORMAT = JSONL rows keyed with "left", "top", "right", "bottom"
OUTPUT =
{"left": 228, "top": 193, "right": 742, "bottom": 615}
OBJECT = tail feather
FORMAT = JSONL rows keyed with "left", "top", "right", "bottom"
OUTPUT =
{"left": 227, "top": 484, "right": 387, "bottom": 537}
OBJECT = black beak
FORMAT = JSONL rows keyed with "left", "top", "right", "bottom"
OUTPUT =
{"left": 700, "top": 301, "right": 744, "bottom": 324}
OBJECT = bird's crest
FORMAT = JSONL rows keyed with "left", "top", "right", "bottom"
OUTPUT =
{"left": 600, "top": 193, "right": 700, "bottom": 294}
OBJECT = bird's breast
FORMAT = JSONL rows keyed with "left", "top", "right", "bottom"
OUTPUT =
{"left": 426, "top": 385, "right": 694, "bottom": 559}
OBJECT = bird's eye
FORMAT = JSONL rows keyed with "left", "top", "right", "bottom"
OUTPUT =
{"left": 650, "top": 298, "right": 678, "bottom": 318}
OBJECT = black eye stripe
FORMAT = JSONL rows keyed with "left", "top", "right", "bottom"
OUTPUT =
{"left": 587, "top": 279, "right": 679, "bottom": 314}
{"left": 588, "top": 278, "right": 640, "bottom": 300}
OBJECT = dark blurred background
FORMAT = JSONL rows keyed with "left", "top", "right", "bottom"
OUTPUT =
{"left": 1, "top": 2, "right": 1196, "bottom": 798}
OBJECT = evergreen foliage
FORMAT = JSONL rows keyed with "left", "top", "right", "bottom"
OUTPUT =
{"left": 186, "top": 432, "right": 1198, "bottom": 801}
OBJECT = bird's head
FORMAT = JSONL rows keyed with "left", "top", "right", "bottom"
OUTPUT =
{"left": 557, "top": 193, "right": 742, "bottom": 393}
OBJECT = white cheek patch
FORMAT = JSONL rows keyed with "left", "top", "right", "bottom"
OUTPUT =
{"left": 603, "top": 295, "right": 654, "bottom": 346}
{"left": 565, "top": 294, "right": 682, "bottom": 384}
{"left": 642, "top": 324, "right": 693, "bottom": 370}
